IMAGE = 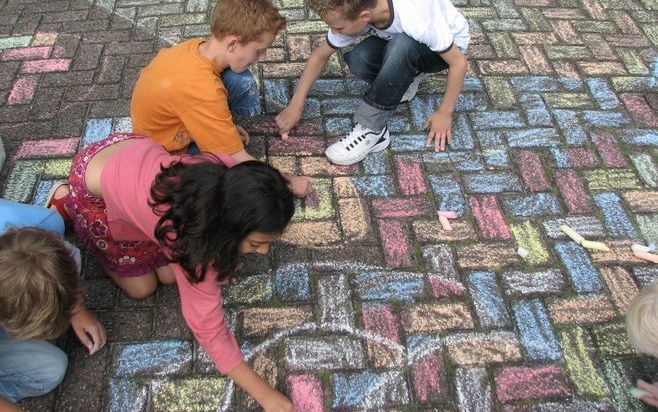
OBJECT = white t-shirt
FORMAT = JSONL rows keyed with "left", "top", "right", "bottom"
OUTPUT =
{"left": 327, "top": 0, "right": 470, "bottom": 53}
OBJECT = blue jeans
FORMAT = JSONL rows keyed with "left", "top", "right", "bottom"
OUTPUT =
{"left": 343, "top": 34, "right": 449, "bottom": 131}
{"left": 220, "top": 69, "right": 261, "bottom": 118}
{"left": 0, "top": 329, "right": 68, "bottom": 403}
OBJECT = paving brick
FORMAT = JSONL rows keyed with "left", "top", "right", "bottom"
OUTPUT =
{"left": 515, "top": 150, "right": 550, "bottom": 191}
{"left": 593, "top": 192, "right": 638, "bottom": 238}
{"left": 455, "top": 367, "right": 494, "bottom": 412}
{"left": 288, "top": 374, "right": 324, "bottom": 412}
{"left": 403, "top": 303, "right": 474, "bottom": 334}
{"left": 318, "top": 274, "right": 354, "bottom": 329}
{"left": 285, "top": 337, "right": 365, "bottom": 371}
{"left": 502, "top": 193, "right": 562, "bottom": 217}
{"left": 502, "top": 268, "right": 565, "bottom": 296}
{"left": 332, "top": 370, "right": 409, "bottom": 409}
{"left": 591, "top": 323, "right": 637, "bottom": 357}
{"left": 111, "top": 341, "right": 192, "bottom": 377}
{"left": 548, "top": 295, "right": 617, "bottom": 324}
{"left": 467, "top": 271, "right": 511, "bottom": 328}
{"left": 583, "top": 169, "right": 642, "bottom": 191}
{"left": 554, "top": 169, "right": 593, "bottom": 213}
{"left": 470, "top": 195, "right": 512, "bottom": 239}
{"left": 446, "top": 332, "right": 523, "bottom": 366}
{"left": 458, "top": 243, "right": 520, "bottom": 269}
{"left": 241, "top": 307, "right": 313, "bottom": 337}
{"left": 428, "top": 174, "right": 467, "bottom": 215}
{"left": 495, "top": 365, "right": 570, "bottom": 403}
{"left": 542, "top": 216, "right": 606, "bottom": 239}
{"left": 362, "top": 304, "right": 403, "bottom": 368}
{"left": 557, "top": 327, "right": 610, "bottom": 398}
{"left": 554, "top": 242, "right": 604, "bottom": 293}
{"left": 513, "top": 299, "right": 562, "bottom": 361}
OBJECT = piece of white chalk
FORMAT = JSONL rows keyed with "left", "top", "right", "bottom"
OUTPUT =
{"left": 634, "top": 250, "right": 658, "bottom": 263}
{"left": 580, "top": 239, "right": 610, "bottom": 252}
{"left": 517, "top": 247, "right": 529, "bottom": 258}
{"left": 649, "top": 243, "right": 656, "bottom": 252}
{"left": 632, "top": 243, "right": 652, "bottom": 253}
{"left": 560, "top": 225, "right": 585, "bottom": 244}
{"left": 437, "top": 210, "right": 458, "bottom": 219}
{"left": 630, "top": 387, "right": 651, "bottom": 399}
{"left": 438, "top": 214, "right": 452, "bottom": 231}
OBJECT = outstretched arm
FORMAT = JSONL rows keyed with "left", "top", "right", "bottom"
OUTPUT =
{"left": 424, "top": 46, "right": 467, "bottom": 152}
{"left": 276, "top": 41, "right": 336, "bottom": 133}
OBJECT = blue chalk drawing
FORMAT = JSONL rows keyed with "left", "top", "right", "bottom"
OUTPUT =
{"left": 554, "top": 242, "right": 603, "bottom": 293}
{"left": 507, "top": 128, "right": 560, "bottom": 147}
{"left": 463, "top": 172, "right": 523, "bottom": 193}
{"left": 510, "top": 76, "right": 561, "bottom": 92}
{"left": 483, "top": 148, "right": 511, "bottom": 168}
{"left": 82, "top": 118, "right": 113, "bottom": 147}
{"left": 353, "top": 271, "right": 425, "bottom": 302}
{"left": 391, "top": 134, "right": 427, "bottom": 152}
{"left": 476, "top": 130, "right": 505, "bottom": 148}
{"left": 112, "top": 340, "right": 192, "bottom": 377}
{"left": 352, "top": 175, "right": 393, "bottom": 197}
{"left": 553, "top": 109, "right": 589, "bottom": 145}
{"left": 467, "top": 272, "right": 511, "bottom": 328}
{"left": 321, "top": 98, "right": 361, "bottom": 115}
{"left": 620, "top": 129, "right": 658, "bottom": 146}
{"left": 512, "top": 299, "right": 562, "bottom": 361}
{"left": 586, "top": 78, "right": 620, "bottom": 110}
{"left": 274, "top": 263, "right": 311, "bottom": 301}
{"left": 108, "top": 379, "right": 148, "bottom": 412}
{"left": 581, "top": 111, "right": 630, "bottom": 128}
{"left": 332, "top": 370, "right": 409, "bottom": 408}
{"left": 502, "top": 193, "right": 562, "bottom": 217}
{"left": 550, "top": 147, "right": 571, "bottom": 168}
{"left": 450, "top": 114, "right": 475, "bottom": 150}
{"left": 363, "top": 151, "right": 388, "bottom": 175}
{"left": 324, "top": 117, "right": 353, "bottom": 135}
{"left": 593, "top": 192, "right": 638, "bottom": 239}
{"left": 263, "top": 79, "right": 289, "bottom": 113}
{"left": 307, "top": 79, "right": 346, "bottom": 96}
{"left": 428, "top": 174, "right": 466, "bottom": 216}
{"left": 471, "top": 111, "right": 524, "bottom": 130}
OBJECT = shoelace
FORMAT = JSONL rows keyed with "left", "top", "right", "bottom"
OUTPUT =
{"left": 340, "top": 125, "right": 367, "bottom": 147}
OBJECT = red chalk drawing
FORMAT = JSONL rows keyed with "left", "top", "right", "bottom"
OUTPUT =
{"left": 554, "top": 170, "right": 592, "bottom": 213}
{"left": 622, "top": 95, "right": 658, "bottom": 128}
{"left": 396, "top": 158, "right": 427, "bottom": 196}
{"left": 516, "top": 150, "right": 550, "bottom": 192}
{"left": 288, "top": 374, "right": 324, "bottom": 412}
{"left": 1, "top": 46, "right": 51, "bottom": 61}
{"left": 379, "top": 219, "right": 413, "bottom": 267}
{"left": 592, "top": 132, "right": 627, "bottom": 167}
{"left": 413, "top": 352, "right": 445, "bottom": 402}
{"left": 7, "top": 76, "right": 38, "bottom": 105}
{"left": 469, "top": 195, "right": 511, "bottom": 239}
{"left": 21, "top": 58, "right": 71, "bottom": 73}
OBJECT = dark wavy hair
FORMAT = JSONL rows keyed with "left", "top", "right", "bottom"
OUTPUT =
{"left": 150, "top": 157, "right": 294, "bottom": 283}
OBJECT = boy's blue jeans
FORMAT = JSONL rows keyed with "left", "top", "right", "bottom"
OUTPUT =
{"left": 343, "top": 34, "right": 450, "bottom": 131}
{"left": 221, "top": 69, "right": 261, "bottom": 118}
{"left": 0, "top": 329, "right": 68, "bottom": 403}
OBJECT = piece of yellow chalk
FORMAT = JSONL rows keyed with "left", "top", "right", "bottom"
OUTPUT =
{"left": 438, "top": 215, "right": 452, "bottom": 231}
{"left": 634, "top": 250, "right": 658, "bottom": 263}
{"left": 560, "top": 225, "right": 585, "bottom": 244}
{"left": 580, "top": 239, "right": 610, "bottom": 252}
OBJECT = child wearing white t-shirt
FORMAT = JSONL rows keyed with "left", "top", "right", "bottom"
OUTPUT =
{"left": 276, "top": 0, "right": 470, "bottom": 165}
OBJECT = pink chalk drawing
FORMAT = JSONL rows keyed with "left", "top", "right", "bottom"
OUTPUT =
{"left": 287, "top": 375, "right": 324, "bottom": 412}
{"left": 7, "top": 76, "right": 38, "bottom": 105}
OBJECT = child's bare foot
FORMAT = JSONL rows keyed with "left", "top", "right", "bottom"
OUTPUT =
{"left": 45, "top": 180, "right": 71, "bottom": 221}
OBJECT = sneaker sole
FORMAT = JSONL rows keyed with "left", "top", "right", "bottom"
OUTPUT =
{"left": 327, "top": 134, "right": 391, "bottom": 166}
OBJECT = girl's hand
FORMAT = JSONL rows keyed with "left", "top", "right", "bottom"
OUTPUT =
{"left": 261, "top": 389, "right": 295, "bottom": 412}
{"left": 288, "top": 175, "right": 314, "bottom": 198}
{"left": 423, "top": 109, "right": 453, "bottom": 152}
{"left": 637, "top": 379, "right": 658, "bottom": 407}
{"left": 236, "top": 125, "right": 250, "bottom": 146}
{"left": 276, "top": 104, "right": 303, "bottom": 133}
{"left": 70, "top": 307, "right": 106, "bottom": 355}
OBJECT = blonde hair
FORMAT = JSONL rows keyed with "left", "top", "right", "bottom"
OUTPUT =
{"left": 0, "top": 228, "right": 81, "bottom": 340}
{"left": 626, "top": 281, "right": 658, "bottom": 358}
{"left": 211, "top": 0, "right": 287, "bottom": 44}
{"left": 306, "top": 0, "right": 377, "bottom": 20}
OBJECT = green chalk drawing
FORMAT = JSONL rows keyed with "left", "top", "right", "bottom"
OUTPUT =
{"left": 511, "top": 220, "right": 550, "bottom": 265}
{"left": 558, "top": 326, "right": 609, "bottom": 399}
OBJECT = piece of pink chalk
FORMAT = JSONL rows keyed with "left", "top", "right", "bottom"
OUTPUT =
{"left": 437, "top": 210, "right": 457, "bottom": 219}
{"left": 281, "top": 132, "right": 289, "bottom": 140}
{"left": 438, "top": 215, "right": 452, "bottom": 231}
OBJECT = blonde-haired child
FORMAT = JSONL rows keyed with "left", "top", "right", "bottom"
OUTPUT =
{"left": 0, "top": 198, "right": 105, "bottom": 411}
{"left": 626, "top": 281, "right": 658, "bottom": 407}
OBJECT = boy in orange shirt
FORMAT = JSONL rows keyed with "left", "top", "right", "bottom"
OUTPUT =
{"left": 131, "top": 0, "right": 312, "bottom": 196}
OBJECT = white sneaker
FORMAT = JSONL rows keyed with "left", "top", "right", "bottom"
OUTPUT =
{"left": 325, "top": 123, "right": 390, "bottom": 165}
{"left": 400, "top": 73, "right": 431, "bottom": 103}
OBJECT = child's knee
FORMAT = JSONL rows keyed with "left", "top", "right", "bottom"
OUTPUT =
{"left": 120, "top": 275, "right": 158, "bottom": 300}
{"left": 39, "top": 347, "right": 68, "bottom": 392}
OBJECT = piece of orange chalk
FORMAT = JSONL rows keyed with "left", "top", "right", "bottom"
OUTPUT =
{"left": 437, "top": 210, "right": 457, "bottom": 219}
{"left": 438, "top": 215, "right": 452, "bottom": 231}
{"left": 634, "top": 250, "right": 658, "bottom": 263}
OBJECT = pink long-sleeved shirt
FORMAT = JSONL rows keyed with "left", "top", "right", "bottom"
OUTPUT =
{"left": 100, "top": 138, "right": 243, "bottom": 374}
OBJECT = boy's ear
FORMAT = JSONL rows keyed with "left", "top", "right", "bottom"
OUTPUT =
{"left": 359, "top": 9, "right": 372, "bottom": 22}
{"left": 225, "top": 35, "right": 240, "bottom": 52}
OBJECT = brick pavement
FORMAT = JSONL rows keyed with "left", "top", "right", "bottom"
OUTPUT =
{"left": 1, "top": 0, "right": 658, "bottom": 410}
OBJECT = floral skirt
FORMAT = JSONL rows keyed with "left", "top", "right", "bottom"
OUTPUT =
{"left": 66, "top": 133, "right": 169, "bottom": 277}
